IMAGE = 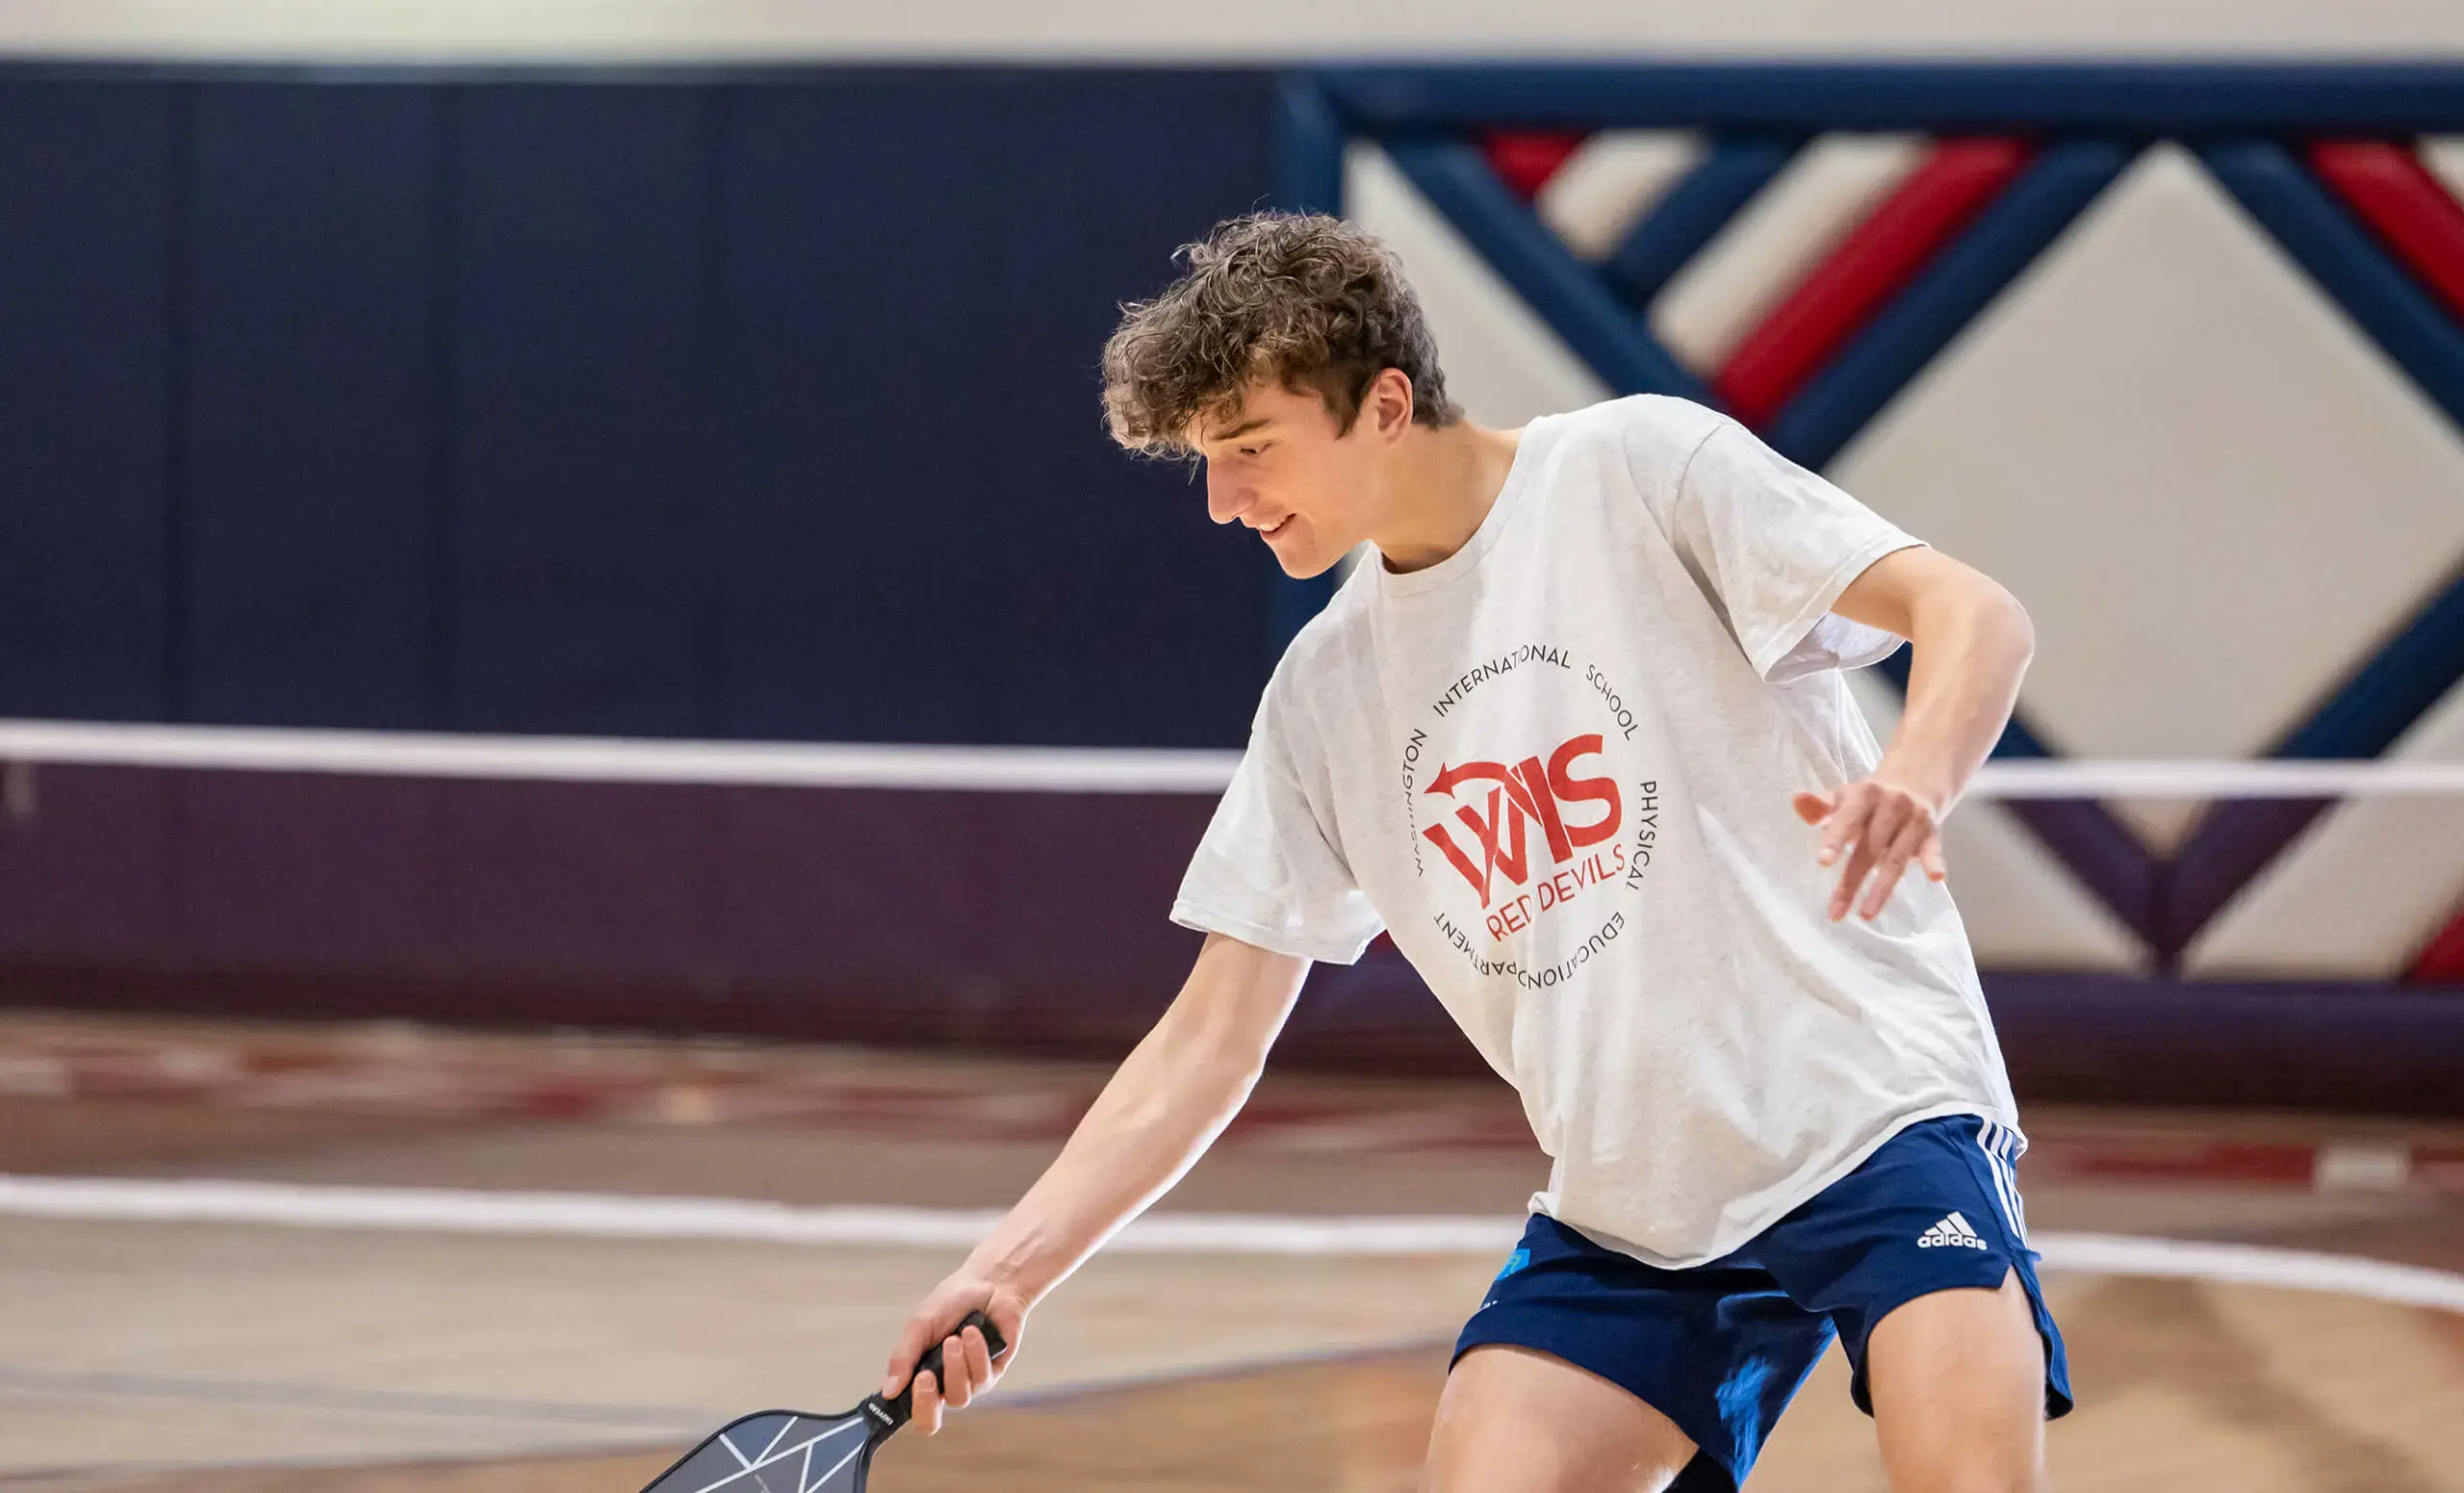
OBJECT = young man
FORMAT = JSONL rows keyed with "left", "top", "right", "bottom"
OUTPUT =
{"left": 881, "top": 213, "right": 2068, "bottom": 1492}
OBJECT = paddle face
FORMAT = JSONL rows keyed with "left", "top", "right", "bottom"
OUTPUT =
{"left": 640, "top": 1312, "right": 1006, "bottom": 1493}
{"left": 644, "top": 1408, "right": 885, "bottom": 1493}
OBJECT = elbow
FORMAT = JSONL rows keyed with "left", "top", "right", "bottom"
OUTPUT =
{"left": 1185, "top": 999, "right": 1280, "bottom": 1094}
{"left": 1910, "top": 569, "right": 2033, "bottom": 677}
{"left": 1202, "top": 1043, "right": 1273, "bottom": 1106}
{"left": 1989, "top": 580, "right": 2036, "bottom": 669}
{"left": 1160, "top": 1030, "right": 1271, "bottom": 1130}
{"left": 1150, "top": 989, "right": 1279, "bottom": 1102}
{"left": 1154, "top": 934, "right": 1303, "bottom": 1101}
{"left": 1981, "top": 579, "right": 2040, "bottom": 665}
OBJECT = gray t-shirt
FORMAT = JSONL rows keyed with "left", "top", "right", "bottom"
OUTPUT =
{"left": 1171, "top": 396, "right": 2021, "bottom": 1269}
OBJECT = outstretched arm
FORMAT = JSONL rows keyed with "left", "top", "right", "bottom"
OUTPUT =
{"left": 1797, "top": 545, "right": 2036, "bottom": 921}
{"left": 880, "top": 932, "right": 1310, "bottom": 1432}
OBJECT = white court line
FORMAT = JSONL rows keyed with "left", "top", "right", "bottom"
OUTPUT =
{"left": 11, "top": 717, "right": 2464, "bottom": 799}
{"left": 2, "top": 1175, "right": 2459, "bottom": 1315}
{"left": 2039, "top": 1232, "right": 2464, "bottom": 1312}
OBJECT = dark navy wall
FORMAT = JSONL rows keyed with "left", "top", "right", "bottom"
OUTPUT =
{"left": 185, "top": 83, "right": 443, "bottom": 728}
{"left": 0, "top": 81, "right": 177, "bottom": 722}
{"left": 0, "top": 67, "right": 1281, "bottom": 746}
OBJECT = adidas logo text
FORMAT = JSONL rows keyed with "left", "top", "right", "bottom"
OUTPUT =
{"left": 1917, "top": 1211, "right": 1989, "bottom": 1249}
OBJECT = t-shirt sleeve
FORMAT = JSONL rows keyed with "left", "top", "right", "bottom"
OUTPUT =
{"left": 1171, "top": 693, "right": 1385, "bottom": 965}
{"left": 1643, "top": 416, "right": 1924, "bottom": 682}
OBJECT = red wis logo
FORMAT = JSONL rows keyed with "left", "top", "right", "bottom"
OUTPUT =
{"left": 1424, "top": 734, "right": 1625, "bottom": 930}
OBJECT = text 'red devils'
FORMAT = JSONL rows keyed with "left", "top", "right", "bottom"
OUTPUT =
{"left": 1424, "top": 734, "right": 1625, "bottom": 933}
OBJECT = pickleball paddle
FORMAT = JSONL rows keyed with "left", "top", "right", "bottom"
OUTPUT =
{"left": 638, "top": 1312, "right": 1008, "bottom": 1493}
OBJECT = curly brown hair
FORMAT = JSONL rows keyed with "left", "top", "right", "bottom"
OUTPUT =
{"left": 1101, "top": 211, "right": 1461, "bottom": 457}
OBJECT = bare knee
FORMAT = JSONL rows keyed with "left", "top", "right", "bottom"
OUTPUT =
{"left": 1901, "top": 1470, "right": 2041, "bottom": 1493}
{"left": 1876, "top": 1428, "right": 2042, "bottom": 1493}
{"left": 1866, "top": 1274, "right": 2047, "bottom": 1493}
{"left": 1424, "top": 1345, "right": 1696, "bottom": 1493}
{"left": 1888, "top": 1454, "right": 2042, "bottom": 1493}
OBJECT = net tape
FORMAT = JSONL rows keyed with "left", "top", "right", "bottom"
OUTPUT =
{"left": 5, "top": 718, "right": 2463, "bottom": 799}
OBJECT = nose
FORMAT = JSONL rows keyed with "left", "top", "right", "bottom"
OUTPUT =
{"left": 1204, "top": 463, "right": 1253, "bottom": 527}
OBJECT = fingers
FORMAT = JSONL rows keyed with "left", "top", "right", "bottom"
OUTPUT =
{"left": 882, "top": 1317, "right": 937, "bottom": 1398}
{"left": 1811, "top": 784, "right": 1938, "bottom": 920}
{"left": 1824, "top": 787, "right": 1886, "bottom": 918}
{"left": 962, "top": 1324, "right": 999, "bottom": 1393}
{"left": 1829, "top": 834, "right": 1879, "bottom": 920}
{"left": 935, "top": 1333, "right": 971, "bottom": 1411}
{"left": 937, "top": 1325, "right": 1001, "bottom": 1406}
{"left": 1817, "top": 785, "right": 1869, "bottom": 868}
{"left": 1791, "top": 790, "right": 1833, "bottom": 826}
{"left": 896, "top": 1321, "right": 1008, "bottom": 1437}
{"left": 1857, "top": 814, "right": 1933, "bottom": 920}
{"left": 919, "top": 1326, "right": 1002, "bottom": 1434}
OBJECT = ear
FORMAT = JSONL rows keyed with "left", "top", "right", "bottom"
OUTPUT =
{"left": 1367, "top": 368, "right": 1416, "bottom": 439}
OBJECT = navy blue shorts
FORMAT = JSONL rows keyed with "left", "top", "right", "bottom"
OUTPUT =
{"left": 1454, "top": 1115, "right": 2072, "bottom": 1493}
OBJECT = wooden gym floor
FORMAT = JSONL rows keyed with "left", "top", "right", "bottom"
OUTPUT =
{"left": 0, "top": 1011, "right": 2458, "bottom": 1491}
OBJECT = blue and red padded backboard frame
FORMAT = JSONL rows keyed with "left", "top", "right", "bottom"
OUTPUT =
{"left": 1268, "top": 63, "right": 2464, "bottom": 972}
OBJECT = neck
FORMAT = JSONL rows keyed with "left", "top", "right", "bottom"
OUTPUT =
{"left": 1373, "top": 420, "right": 1525, "bottom": 574}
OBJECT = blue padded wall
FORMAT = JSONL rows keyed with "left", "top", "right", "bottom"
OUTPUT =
{"left": 966, "top": 73, "right": 1282, "bottom": 748}
{"left": 717, "top": 79, "right": 1004, "bottom": 743}
{"left": 0, "top": 66, "right": 1282, "bottom": 747}
{"left": 0, "top": 81, "right": 176, "bottom": 720}
{"left": 449, "top": 84, "right": 716, "bottom": 736}
{"left": 714, "top": 71, "right": 1280, "bottom": 747}
{"left": 184, "top": 83, "right": 442, "bottom": 728}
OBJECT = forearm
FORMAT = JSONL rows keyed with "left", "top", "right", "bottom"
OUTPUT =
{"left": 962, "top": 940, "right": 1295, "bottom": 1302}
{"left": 1880, "top": 579, "right": 2034, "bottom": 810}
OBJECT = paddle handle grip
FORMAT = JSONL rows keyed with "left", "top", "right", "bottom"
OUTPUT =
{"left": 877, "top": 1311, "right": 1009, "bottom": 1432}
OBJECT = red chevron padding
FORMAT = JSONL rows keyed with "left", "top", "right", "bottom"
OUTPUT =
{"left": 2407, "top": 905, "right": 2464, "bottom": 984}
{"left": 2286, "top": 142, "right": 2464, "bottom": 987}
{"left": 2310, "top": 141, "right": 2464, "bottom": 322}
{"left": 1714, "top": 138, "right": 2033, "bottom": 429}
{"left": 1481, "top": 130, "right": 1590, "bottom": 200}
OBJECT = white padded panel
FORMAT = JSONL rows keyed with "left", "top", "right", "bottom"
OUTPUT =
{"left": 1652, "top": 135, "right": 1925, "bottom": 373}
{"left": 1848, "top": 673, "right": 2147, "bottom": 970}
{"left": 2423, "top": 139, "right": 2464, "bottom": 203}
{"left": 1346, "top": 142, "right": 1610, "bottom": 428}
{"left": 2106, "top": 794, "right": 2207, "bottom": 855}
{"left": 2185, "top": 680, "right": 2464, "bottom": 978}
{"left": 1834, "top": 144, "right": 2464, "bottom": 796}
{"left": 1537, "top": 132, "right": 1706, "bottom": 263}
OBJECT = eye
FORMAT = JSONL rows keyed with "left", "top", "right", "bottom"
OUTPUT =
{"left": 1238, "top": 443, "right": 1269, "bottom": 458}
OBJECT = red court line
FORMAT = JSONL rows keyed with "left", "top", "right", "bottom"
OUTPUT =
{"left": 2031, "top": 1141, "right": 2315, "bottom": 1186}
{"left": 2310, "top": 141, "right": 2464, "bottom": 323}
{"left": 14, "top": 1027, "right": 2464, "bottom": 1189}
{"left": 1714, "top": 138, "right": 2033, "bottom": 429}
{"left": 1480, "top": 129, "right": 1589, "bottom": 200}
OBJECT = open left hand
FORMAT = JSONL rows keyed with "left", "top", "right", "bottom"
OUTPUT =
{"left": 1791, "top": 779, "right": 1947, "bottom": 921}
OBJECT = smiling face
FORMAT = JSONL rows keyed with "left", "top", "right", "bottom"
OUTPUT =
{"left": 1192, "top": 373, "right": 1409, "bottom": 579}
{"left": 1100, "top": 214, "right": 1464, "bottom": 574}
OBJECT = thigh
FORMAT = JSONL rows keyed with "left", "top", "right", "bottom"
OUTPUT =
{"left": 1864, "top": 1268, "right": 2046, "bottom": 1493}
{"left": 1424, "top": 1343, "right": 1696, "bottom": 1493}
{"left": 1450, "top": 1216, "right": 1835, "bottom": 1491}
{"left": 1758, "top": 1115, "right": 2071, "bottom": 1423}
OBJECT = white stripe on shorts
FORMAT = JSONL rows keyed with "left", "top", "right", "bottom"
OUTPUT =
{"left": 1978, "top": 1120, "right": 2030, "bottom": 1245}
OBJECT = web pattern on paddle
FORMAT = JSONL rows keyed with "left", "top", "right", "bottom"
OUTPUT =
{"left": 646, "top": 1411, "right": 876, "bottom": 1493}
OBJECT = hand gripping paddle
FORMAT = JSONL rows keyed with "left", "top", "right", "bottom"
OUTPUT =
{"left": 638, "top": 1313, "right": 1008, "bottom": 1493}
